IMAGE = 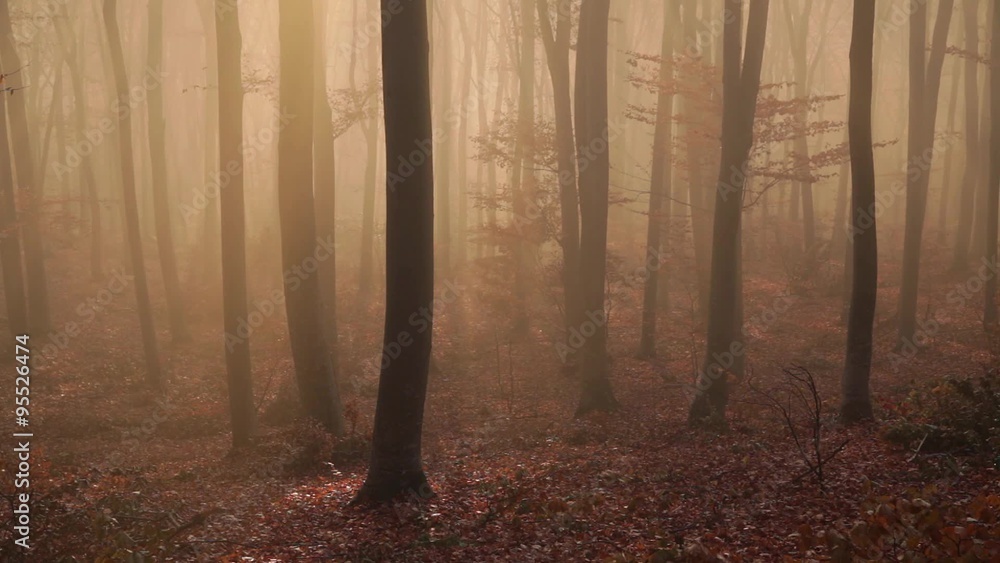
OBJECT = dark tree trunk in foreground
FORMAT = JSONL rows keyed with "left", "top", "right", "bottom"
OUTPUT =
{"left": 0, "top": 86, "right": 26, "bottom": 337}
{"left": 841, "top": 0, "right": 877, "bottom": 424}
{"left": 103, "top": 0, "right": 163, "bottom": 389}
{"left": 538, "top": 0, "right": 581, "bottom": 361}
{"left": 985, "top": 5, "right": 1000, "bottom": 326}
{"left": 278, "top": 0, "right": 344, "bottom": 433}
{"left": 148, "top": 0, "right": 188, "bottom": 342}
{"left": 897, "top": 0, "right": 954, "bottom": 349}
{"left": 638, "top": 1, "right": 676, "bottom": 360}
{"left": 688, "top": 0, "right": 769, "bottom": 425}
{"left": 574, "top": 0, "right": 618, "bottom": 416}
{"left": 354, "top": 0, "right": 435, "bottom": 503}
{"left": 0, "top": 0, "right": 50, "bottom": 335}
{"left": 216, "top": 0, "right": 255, "bottom": 448}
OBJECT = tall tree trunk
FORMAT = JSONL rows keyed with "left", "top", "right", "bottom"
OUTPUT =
{"left": 952, "top": 0, "right": 980, "bottom": 270}
{"left": 607, "top": 1, "right": 626, "bottom": 198}
{"left": 508, "top": 0, "right": 536, "bottom": 336}
{"left": 454, "top": 1, "right": 473, "bottom": 269}
{"left": 682, "top": 0, "right": 710, "bottom": 318}
{"left": 897, "top": 0, "right": 954, "bottom": 349}
{"left": 937, "top": 65, "right": 960, "bottom": 244}
{"left": 0, "top": 0, "right": 50, "bottom": 335}
{"left": 792, "top": 0, "right": 837, "bottom": 259}
{"left": 473, "top": 2, "right": 490, "bottom": 260}
{"left": 278, "top": 0, "right": 344, "bottom": 433}
{"left": 196, "top": 0, "right": 221, "bottom": 285}
{"left": 486, "top": 4, "right": 510, "bottom": 259}
{"left": 784, "top": 0, "right": 816, "bottom": 257}
{"left": 148, "top": 0, "right": 188, "bottom": 342}
{"left": 789, "top": 146, "right": 800, "bottom": 222}
{"left": 54, "top": 9, "right": 103, "bottom": 279}
{"left": 359, "top": 2, "right": 380, "bottom": 301}
{"left": 638, "top": 1, "right": 676, "bottom": 359}
{"left": 37, "top": 72, "right": 62, "bottom": 215}
{"left": 971, "top": 37, "right": 991, "bottom": 262}
{"left": 574, "top": 0, "right": 618, "bottom": 416}
{"left": 314, "top": 0, "right": 340, "bottom": 355}
{"left": 984, "top": 5, "right": 1000, "bottom": 326}
{"left": 93, "top": 3, "right": 126, "bottom": 265}
{"left": 53, "top": 68, "right": 72, "bottom": 226}
{"left": 538, "top": 0, "right": 581, "bottom": 360}
{"left": 435, "top": 2, "right": 453, "bottom": 276}
{"left": 841, "top": 0, "right": 877, "bottom": 423}
{"left": 216, "top": 0, "right": 255, "bottom": 447}
{"left": 657, "top": 160, "right": 677, "bottom": 309}
{"left": 103, "top": 0, "right": 163, "bottom": 389}
{"left": 0, "top": 80, "right": 26, "bottom": 337}
{"left": 688, "top": 0, "right": 769, "bottom": 425}
{"left": 354, "top": 0, "right": 435, "bottom": 503}
{"left": 830, "top": 128, "right": 851, "bottom": 262}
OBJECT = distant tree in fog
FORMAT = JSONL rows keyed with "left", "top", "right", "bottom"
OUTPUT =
{"left": 688, "top": 0, "right": 769, "bottom": 425}
{"left": 277, "top": 0, "right": 344, "bottom": 433}
{"left": 897, "top": 0, "right": 954, "bottom": 350}
{"left": 102, "top": 0, "right": 163, "bottom": 389}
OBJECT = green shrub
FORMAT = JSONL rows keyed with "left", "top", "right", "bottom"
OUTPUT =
{"left": 884, "top": 368, "right": 1000, "bottom": 465}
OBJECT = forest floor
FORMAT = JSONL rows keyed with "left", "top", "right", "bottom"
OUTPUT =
{"left": 1, "top": 239, "right": 999, "bottom": 561}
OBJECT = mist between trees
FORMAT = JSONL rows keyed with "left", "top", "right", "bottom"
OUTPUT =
{"left": 1, "top": 0, "right": 999, "bottom": 560}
